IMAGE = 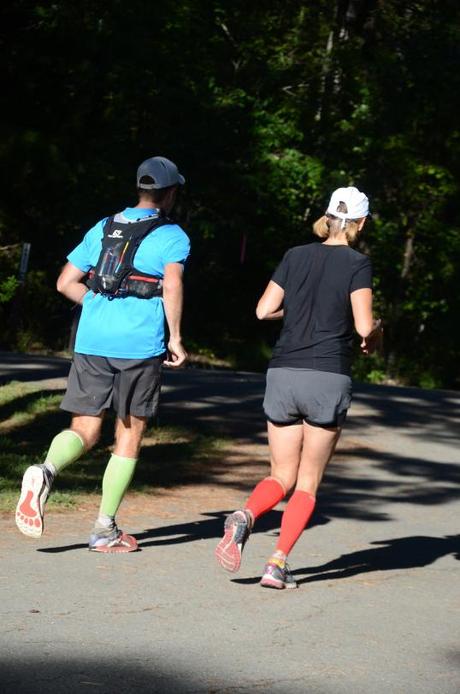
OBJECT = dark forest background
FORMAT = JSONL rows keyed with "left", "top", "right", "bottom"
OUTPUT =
{"left": 1, "top": 1, "right": 459, "bottom": 388}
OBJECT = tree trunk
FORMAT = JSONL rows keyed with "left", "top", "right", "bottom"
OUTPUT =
{"left": 386, "top": 230, "right": 416, "bottom": 377}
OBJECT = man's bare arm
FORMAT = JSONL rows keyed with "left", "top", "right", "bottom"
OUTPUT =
{"left": 162, "top": 262, "right": 187, "bottom": 367}
{"left": 56, "top": 262, "right": 89, "bottom": 304}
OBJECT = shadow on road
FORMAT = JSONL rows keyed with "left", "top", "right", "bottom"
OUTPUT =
{"left": 2, "top": 363, "right": 459, "bottom": 531}
{"left": 293, "top": 533, "right": 460, "bottom": 584}
{"left": 0, "top": 351, "right": 70, "bottom": 384}
{"left": 232, "top": 534, "right": 460, "bottom": 586}
{"left": 36, "top": 510, "right": 331, "bottom": 554}
{"left": 0, "top": 656, "right": 208, "bottom": 694}
{"left": 320, "top": 447, "right": 460, "bottom": 519}
{"left": 347, "top": 382, "right": 460, "bottom": 446}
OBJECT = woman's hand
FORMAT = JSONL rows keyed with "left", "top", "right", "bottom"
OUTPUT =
{"left": 360, "top": 319, "right": 383, "bottom": 355}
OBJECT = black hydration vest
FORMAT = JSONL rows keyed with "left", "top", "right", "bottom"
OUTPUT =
{"left": 86, "top": 213, "right": 171, "bottom": 299}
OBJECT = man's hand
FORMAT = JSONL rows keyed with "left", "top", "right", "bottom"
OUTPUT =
{"left": 360, "top": 319, "right": 383, "bottom": 355}
{"left": 162, "top": 263, "right": 186, "bottom": 367}
{"left": 164, "top": 338, "right": 188, "bottom": 368}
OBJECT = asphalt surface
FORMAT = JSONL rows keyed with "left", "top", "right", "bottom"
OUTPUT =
{"left": 0, "top": 353, "right": 459, "bottom": 693}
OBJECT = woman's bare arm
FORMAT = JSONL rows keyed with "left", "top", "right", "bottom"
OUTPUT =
{"left": 350, "top": 288, "right": 382, "bottom": 354}
{"left": 256, "top": 280, "right": 285, "bottom": 320}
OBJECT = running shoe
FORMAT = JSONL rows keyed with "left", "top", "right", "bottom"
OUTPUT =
{"left": 215, "top": 510, "right": 251, "bottom": 572}
{"left": 15, "top": 464, "right": 53, "bottom": 538}
{"left": 88, "top": 526, "right": 138, "bottom": 553}
{"left": 260, "top": 560, "right": 297, "bottom": 590}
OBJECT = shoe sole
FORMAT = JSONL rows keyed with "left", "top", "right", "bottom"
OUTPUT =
{"left": 215, "top": 517, "right": 244, "bottom": 573}
{"left": 88, "top": 534, "right": 139, "bottom": 554}
{"left": 260, "top": 574, "right": 298, "bottom": 590}
{"left": 15, "top": 467, "right": 47, "bottom": 538}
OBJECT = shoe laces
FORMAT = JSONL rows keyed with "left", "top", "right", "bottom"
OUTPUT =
{"left": 94, "top": 523, "right": 120, "bottom": 539}
{"left": 39, "top": 464, "right": 54, "bottom": 490}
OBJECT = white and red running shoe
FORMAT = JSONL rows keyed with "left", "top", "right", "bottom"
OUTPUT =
{"left": 88, "top": 526, "right": 138, "bottom": 553}
{"left": 15, "top": 465, "right": 53, "bottom": 538}
{"left": 215, "top": 510, "right": 251, "bottom": 573}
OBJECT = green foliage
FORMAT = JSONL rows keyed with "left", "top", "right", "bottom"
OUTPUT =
{"left": 0, "top": 275, "right": 18, "bottom": 303}
{"left": 1, "top": 0, "right": 459, "bottom": 387}
{"left": 352, "top": 352, "right": 387, "bottom": 385}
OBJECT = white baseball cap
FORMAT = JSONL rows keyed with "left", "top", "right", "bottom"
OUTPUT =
{"left": 326, "top": 186, "right": 369, "bottom": 228}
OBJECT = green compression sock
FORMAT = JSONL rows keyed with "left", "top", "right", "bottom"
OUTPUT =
{"left": 44, "top": 429, "right": 85, "bottom": 475}
{"left": 99, "top": 454, "right": 137, "bottom": 518}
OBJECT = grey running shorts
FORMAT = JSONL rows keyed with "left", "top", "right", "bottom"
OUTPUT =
{"left": 60, "top": 353, "right": 163, "bottom": 420}
{"left": 263, "top": 367, "right": 352, "bottom": 428}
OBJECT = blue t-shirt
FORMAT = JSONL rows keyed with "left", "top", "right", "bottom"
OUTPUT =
{"left": 67, "top": 207, "right": 190, "bottom": 359}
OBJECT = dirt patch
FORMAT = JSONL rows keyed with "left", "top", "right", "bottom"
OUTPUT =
{"left": 2, "top": 435, "right": 366, "bottom": 525}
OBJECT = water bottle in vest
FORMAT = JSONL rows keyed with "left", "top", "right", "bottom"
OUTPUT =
{"left": 98, "top": 246, "right": 119, "bottom": 293}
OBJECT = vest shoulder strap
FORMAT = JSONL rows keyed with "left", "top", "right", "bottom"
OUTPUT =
{"left": 87, "top": 214, "right": 172, "bottom": 297}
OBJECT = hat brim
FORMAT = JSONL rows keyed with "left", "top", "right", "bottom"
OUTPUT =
{"left": 138, "top": 174, "right": 185, "bottom": 190}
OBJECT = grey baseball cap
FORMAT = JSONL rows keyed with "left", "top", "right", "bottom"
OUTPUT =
{"left": 136, "top": 156, "right": 185, "bottom": 190}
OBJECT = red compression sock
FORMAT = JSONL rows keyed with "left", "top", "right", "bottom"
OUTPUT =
{"left": 276, "top": 490, "right": 316, "bottom": 556}
{"left": 244, "top": 477, "right": 286, "bottom": 522}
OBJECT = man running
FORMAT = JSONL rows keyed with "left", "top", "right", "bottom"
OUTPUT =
{"left": 15, "top": 156, "right": 190, "bottom": 553}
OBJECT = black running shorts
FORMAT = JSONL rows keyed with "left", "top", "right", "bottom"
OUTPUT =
{"left": 60, "top": 353, "right": 164, "bottom": 420}
{"left": 263, "top": 367, "right": 352, "bottom": 428}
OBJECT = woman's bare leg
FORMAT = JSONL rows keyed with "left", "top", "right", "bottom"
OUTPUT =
{"left": 296, "top": 422, "right": 342, "bottom": 495}
{"left": 215, "top": 421, "right": 303, "bottom": 572}
{"left": 267, "top": 421, "right": 304, "bottom": 492}
{"left": 261, "top": 422, "right": 342, "bottom": 589}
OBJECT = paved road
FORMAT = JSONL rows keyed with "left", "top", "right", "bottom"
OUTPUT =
{"left": 0, "top": 354, "right": 459, "bottom": 693}
{"left": 0, "top": 351, "right": 71, "bottom": 384}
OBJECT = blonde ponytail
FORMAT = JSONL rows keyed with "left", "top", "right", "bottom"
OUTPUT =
{"left": 312, "top": 201, "right": 362, "bottom": 244}
{"left": 313, "top": 215, "right": 330, "bottom": 239}
{"left": 343, "top": 220, "right": 361, "bottom": 244}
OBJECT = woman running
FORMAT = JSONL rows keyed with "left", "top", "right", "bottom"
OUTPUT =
{"left": 215, "top": 186, "right": 382, "bottom": 589}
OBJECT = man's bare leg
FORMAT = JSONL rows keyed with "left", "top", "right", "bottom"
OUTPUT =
{"left": 89, "top": 415, "right": 147, "bottom": 553}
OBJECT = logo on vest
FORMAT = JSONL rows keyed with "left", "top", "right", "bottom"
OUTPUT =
{"left": 108, "top": 229, "right": 124, "bottom": 239}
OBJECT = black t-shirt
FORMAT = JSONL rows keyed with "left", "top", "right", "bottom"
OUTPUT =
{"left": 269, "top": 243, "right": 372, "bottom": 375}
